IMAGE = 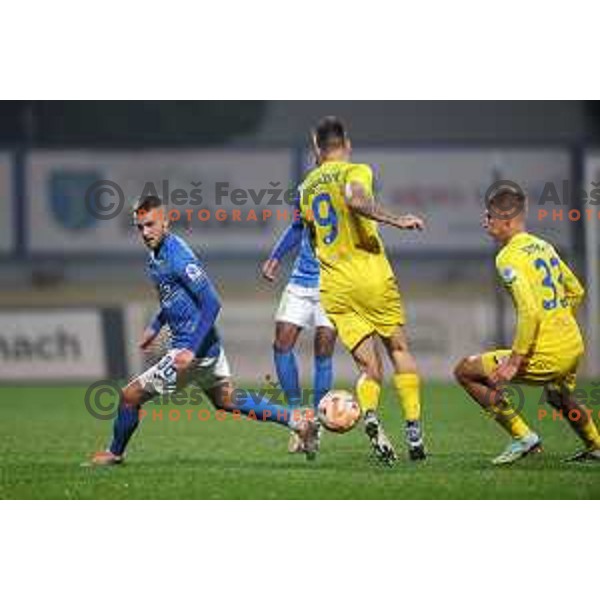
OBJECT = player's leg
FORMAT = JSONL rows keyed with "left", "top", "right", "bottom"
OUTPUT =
{"left": 454, "top": 352, "right": 541, "bottom": 464}
{"left": 544, "top": 377, "right": 600, "bottom": 461}
{"left": 273, "top": 321, "right": 302, "bottom": 410}
{"left": 274, "top": 284, "right": 317, "bottom": 452}
{"left": 273, "top": 321, "right": 305, "bottom": 453}
{"left": 205, "top": 379, "right": 319, "bottom": 458}
{"left": 107, "top": 380, "right": 147, "bottom": 459}
{"left": 274, "top": 284, "right": 314, "bottom": 411}
{"left": 196, "top": 347, "right": 319, "bottom": 458}
{"left": 351, "top": 334, "right": 397, "bottom": 464}
{"left": 91, "top": 356, "right": 166, "bottom": 465}
{"left": 381, "top": 326, "right": 426, "bottom": 460}
{"left": 313, "top": 322, "right": 336, "bottom": 409}
{"left": 304, "top": 324, "right": 336, "bottom": 455}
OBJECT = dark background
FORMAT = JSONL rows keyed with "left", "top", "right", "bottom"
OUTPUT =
{"left": 1, "top": 100, "right": 599, "bottom": 146}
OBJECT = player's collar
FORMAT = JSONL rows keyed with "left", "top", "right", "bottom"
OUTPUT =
{"left": 506, "top": 231, "right": 528, "bottom": 246}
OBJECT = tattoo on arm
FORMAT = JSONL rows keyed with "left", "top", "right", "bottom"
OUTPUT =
{"left": 345, "top": 183, "right": 423, "bottom": 230}
{"left": 347, "top": 194, "right": 401, "bottom": 226}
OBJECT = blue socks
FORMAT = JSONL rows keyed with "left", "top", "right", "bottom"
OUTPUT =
{"left": 110, "top": 403, "right": 140, "bottom": 456}
{"left": 274, "top": 348, "right": 301, "bottom": 409}
{"left": 232, "top": 390, "right": 294, "bottom": 427}
{"left": 274, "top": 347, "right": 333, "bottom": 409}
{"left": 313, "top": 355, "right": 333, "bottom": 409}
{"left": 109, "top": 392, "right": 293, "bottom": 456}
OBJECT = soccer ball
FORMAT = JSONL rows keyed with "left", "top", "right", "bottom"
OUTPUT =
{"left": 318, "top": 389, "right": 361, "bottom": 433}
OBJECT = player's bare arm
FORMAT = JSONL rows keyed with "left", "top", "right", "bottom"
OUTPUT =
{"left": 261, "top": 257, "right": 280, "bottom": 282}
{"left": 488, "top": 352, "right": 526, "bottom": 385}
{"left": 139, "top": 326, "right": 159, "bottom": 350}
{"left": 345, "top": 182, "right": 424, "bottom": 230}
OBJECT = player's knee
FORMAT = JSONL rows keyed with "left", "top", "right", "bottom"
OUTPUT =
{"left": 362, "top": 364, "right": 383, "bottom": 385}
{"left": 212, "top": 395, "right": 227, "bottom": 411}
{"left": 315, "top": 334, "right": 336, "bottom": 358}
{"left": 315, "top": 336, "right": 335, "bottom": 357}
{"left": 453, "top": 357, "right": 472, "bottom": 384}
{"left": 390, "top": 340, "right": 409, "bottom": 355}
{"left": 274, "top": 322, "right": 300, "bottom": 353}
{"left": 122, "top": 376, "right": 152, "bottom": 405}
{"left": 122, "top": 386, "right": 140, "bottom": 407}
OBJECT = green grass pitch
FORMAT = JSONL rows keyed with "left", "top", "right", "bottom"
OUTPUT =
{"left": 1, "top": 382, "right": 600, "bottom": 499}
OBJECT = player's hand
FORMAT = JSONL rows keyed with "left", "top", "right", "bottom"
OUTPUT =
{"left": 489, "top": 354, "right": 524, "bottom": 385}
{"left": 397, "top": 214, "right": 425, "bottom": 230}
{"left": 139, "top": 327, "right": 158, "bottom": 350}
{"left": 261, "top": 258, "right": 280, "bottom": 282}
{"left": 173, "top": 349, "right": 195, "bottom": 373}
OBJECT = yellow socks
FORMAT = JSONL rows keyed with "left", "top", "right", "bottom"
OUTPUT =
{"left": 356, "top": 375, "right": 381, "bottom": 413}
{"left": 580, "top": 419, "right": 600, "bottom": 449}
{"left": 492, "top": 401, "right": 531, "bottom": 439}
{"left": 393, "top": 373, "right": 421, "bottom": 422}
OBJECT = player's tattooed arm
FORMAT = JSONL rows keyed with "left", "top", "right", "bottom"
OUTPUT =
{"left": 345, "top": 182, "right": 424, "bottom": 230}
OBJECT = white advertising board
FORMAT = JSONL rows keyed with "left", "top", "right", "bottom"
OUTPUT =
{"left": 0, "top": 310, "right": 107, "bottom": 381}
{"left": 26, "top": 150, "right": 293, "bottom": 254}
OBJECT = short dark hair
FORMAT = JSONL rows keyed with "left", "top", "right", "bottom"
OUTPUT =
{"left": 132, "top": 195, "right": 162, "bottom": 216}
{"left": 488, "top": 184, "right": 526, "bottom": 213}
{"left": 313, "top": 116, "right": 348, "bottom": 151}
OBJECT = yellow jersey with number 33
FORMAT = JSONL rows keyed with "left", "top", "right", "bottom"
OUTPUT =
{"left": 496, "top": 231, "right": 584, "bottom": 357}
{"left": 299, "top": 160, "right": 394, "bottom": 295}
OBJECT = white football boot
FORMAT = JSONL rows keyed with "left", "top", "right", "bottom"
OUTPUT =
{"left": 364, "top": 411, "right": 397, "bottom": 465}
{"left": 492, "top": 432, "right": 542, "bottom": 465}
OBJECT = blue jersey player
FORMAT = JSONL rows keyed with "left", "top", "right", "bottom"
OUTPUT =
{"left": 92, "top": 195, "right": 319, "bottom": 466}
{"left": 261, "top": 194, "right": 337, "bottom": 453}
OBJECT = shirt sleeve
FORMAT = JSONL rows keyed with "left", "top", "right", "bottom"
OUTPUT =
{"left": 269, "top": 194, "right": 303, "bottom": 261}
{"left": 497, "top": 256, "right": 540, "bottom": 355}
{"left": 174, "top": 255, "right": 221, "bottom": 353}
{"left": 345, "top": 164, "right": 374, "bottom": 201}
{"left": 559, "top": 257, "right": 585, "bottom": 313}
{"left": 147, "top": 308, "right": 166, "bottom": 334}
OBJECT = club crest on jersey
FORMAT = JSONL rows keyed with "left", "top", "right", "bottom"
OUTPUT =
{"left": 185, "top": 263, "right": 205, "bottom": 282}
{"left": 501, "top": 267, "right": 517, "bottom": 285}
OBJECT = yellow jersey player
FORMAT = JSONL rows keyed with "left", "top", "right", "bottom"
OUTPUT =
{"left": 299, "top": 116, "right": 427, "bottom": 464}
{"left": 454, "top": 184, "right": 600, "bottom": 464}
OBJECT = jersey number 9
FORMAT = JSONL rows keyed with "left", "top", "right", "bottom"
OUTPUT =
{"left": 312, "top": 193, "right": 338, "bottom": 245}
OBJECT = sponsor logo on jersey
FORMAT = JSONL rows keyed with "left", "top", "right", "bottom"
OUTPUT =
{"left": 185, "top": 263, "right": 205, "bottom": 283}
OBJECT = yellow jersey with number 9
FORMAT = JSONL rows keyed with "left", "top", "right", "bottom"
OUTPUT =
{"left": 299, "top": 160, "right": 395, "bottom": 296}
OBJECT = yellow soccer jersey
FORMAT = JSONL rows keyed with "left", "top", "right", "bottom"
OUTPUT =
{"left": 299, "top": 160, "right": 394, "bottom": 295}
{"left": 496, "top": 232, "right": 584, "bottom": 357}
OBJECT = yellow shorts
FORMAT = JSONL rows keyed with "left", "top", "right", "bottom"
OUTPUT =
{"left": 481, "top": 348, "right": 583, "bottom": 392}
{"left": 321, "top": 276, "right": 405, "bottom": 351}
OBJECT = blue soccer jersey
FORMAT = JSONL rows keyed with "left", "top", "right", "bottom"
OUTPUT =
{"left": 269, "top": 198, "right": 320, "bottom": 288}
{"left": 146, "top": 233, "right": 221, "bottom": 358}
